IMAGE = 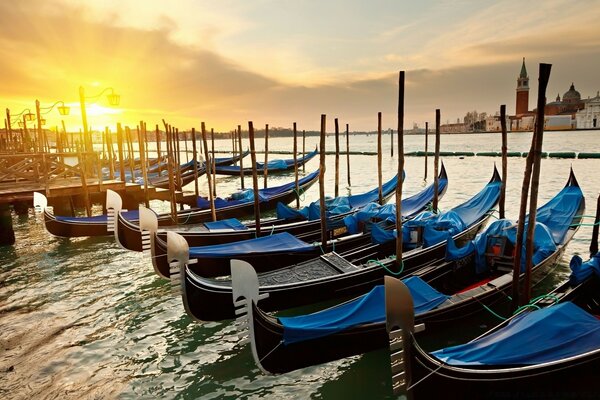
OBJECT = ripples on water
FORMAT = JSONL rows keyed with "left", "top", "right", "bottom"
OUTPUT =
{"left": 1, "top": 131, "right": 599, "bottom": 399}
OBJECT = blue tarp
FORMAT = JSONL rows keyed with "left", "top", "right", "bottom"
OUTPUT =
{"left": 204, "top": 218, "right": 248, "bottom": 231}
{"left": 215, "top": 149, "right": 318, "bottom": 174}
{"left": 445, "top": 180, "right": 583, "bottom": 274}
{"left": 535, "top": 185, "right": 584, "bottom": 245}
{"left": 279, "top": 276, "right": 449, "bottom": 344}
{"left": 276, "top": 174, "right": 400, "bottom": 222}
{"left": 196, "top": 169, "right": 319, "bottom": 209}
{"left": 55, "top": 209, "right": 140, "bottom": 223}
{"left": 341, "top": 175, "right": 447, "bottom": 234}
{"left": 432, "top": 302, "right": 600, "bottom": 366}
{"left": 446, "top": 219, "right": 557, "bottom": 274}
{"left": 569, "top": 253, "right": 600, "bottom": 285}
{"left": 370, "top": 179, "right": 501, "bottom": 247}
{"left": 188, "top": 232, "right": 314, "bottom": 258}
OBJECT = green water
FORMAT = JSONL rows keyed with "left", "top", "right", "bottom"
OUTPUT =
{"left": 1, "top": 130, "right": 599, "bottom": 399}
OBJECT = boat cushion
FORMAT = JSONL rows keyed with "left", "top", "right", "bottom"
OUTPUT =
{"left": 432, "top": 302, "right": 600, "bottom": 366}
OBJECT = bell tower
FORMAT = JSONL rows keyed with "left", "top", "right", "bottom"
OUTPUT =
{"left": 516, "top": 58, "right": 529, "bottom": 115}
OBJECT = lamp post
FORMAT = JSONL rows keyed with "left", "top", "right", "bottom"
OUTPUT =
{"left": 35, "top": 100, "right": 70, "bottom": 153}
{"left": 79, "top": 86, "right": 120, "bottom": 153}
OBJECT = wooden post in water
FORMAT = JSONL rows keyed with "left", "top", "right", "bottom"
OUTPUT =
{"left": 293, "top": 122, "right": 299, "bottom": 208}
{"left": 433, "top": 111, "right": 441, "bottom": 212}
{"left": 238, "top": 125, "right": 245, "bottom": 189}
{"left": 263, "top": 124, "right": 269, "bottom": 188}
{"left": 334, "top": 118, "right": 340, "bottom": 198}
{"left": 191, "top": 128, "right": 200, "bottom": 198}
{"left": 155, "top": 125, "right": 162, "bottom": 174}
{"left": 424, "top": 122, "right": 428, "bottom": 180}
{"left": 319, "top": 115, "right": 327, "bottom": 250}
{"left": 345, "top": 124, "right": 351, "bottom": 187}
{"left": 137, "top": 124, "right": 150, "bottom": 207}
{"left": 395, "top": 72, "right": 405, "bottom": 268}
{"left": 500, "top": 105, "right": 508, "bottom": 219}
{"left": 183, "top": 129, "right": 189, "bottom": 163}
{"left": 175, "top": 128, "right": 183, "bottom": 192}
{"left": 390, "top": 128, "right": 394, "bottom": 157}
{"left": 377, "top": 112, "right": 383, "bottom": 205}
{"left": 590, "top": 193, "right": 600, "bottom": 257}
{"left": 105, "top": 127, "right": 115, "bottom": 180}
{"left": 248, "top": 122, "right": 261, "bottom": 235}
{"left": 302, "top": 129, "right": 306, "bottom": 173}
{"left": 523, "top": 63, "right": 552, "bottom": 305}
{"left": 211, "top": 128, "right": 217, "bottom": 197}
{"left": 232, "top": 130, "right": 236, "bottom": 160}
{"left": 201, "top": 122, "right": 217, "bottom": 222}
{"left": 125, "top": 127, "right": 136, "bottom": 184}
{"left": 116, "top": 123, "right": 126, "bottom": 183}
{"left": 163, "top": 122, "right": 178, "bottom": 222}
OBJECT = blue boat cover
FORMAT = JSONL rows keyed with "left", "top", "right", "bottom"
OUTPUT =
{"left": 535, "top": 185, "right": 583, "bottom": 245}
{"left": 445, "top": 219, "right": 557, "bottom": 274}
{"left": 341, "top": 175, "right": 446, "bottom": 233}
{"left": 189, "top": 232, "right": 314, "bottom": 258}
{"left": 196, "top": 169, "right": 319, "bottom": 209}
{"left": 569, "top": 253, "right": 600, "bottom": 285}
{"left": 216, "top": 150, "right": 318, "bottom": 174}
{"left": 276, "top": 174, "right": 400, "bottom": 222}
{"left": 370, "top": 179, "right": 501, "bottom": 246}
{"left": 432, "top": 302, "right": 600, "bottom": 366}
{"left": 279, "top": 276, "right": 449, "bottom": 345}
{"left": 445, "top": 181, "right": 582, "bottom": 273}
{"left": 204, "top": 218, "right": 248, "bottom": 231}
{"left": 55, "top": 209, "right": 140, "bottom": 223}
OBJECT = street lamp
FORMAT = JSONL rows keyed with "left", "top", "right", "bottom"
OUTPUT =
{"left": 79, "top": 86, "right": 120, "bottom": 152}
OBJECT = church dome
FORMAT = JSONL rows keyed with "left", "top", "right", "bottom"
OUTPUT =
{"left": 563, "top": 83, "right": 581, "bottom": 103}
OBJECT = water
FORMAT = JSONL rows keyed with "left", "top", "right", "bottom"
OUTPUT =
{"left": 2, "top": 130, "right": 600, "bottom": 399}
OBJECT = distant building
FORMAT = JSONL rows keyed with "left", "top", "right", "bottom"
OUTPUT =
{"left": 515, "top": 58, "right": 530, "bottom": 116}
{"left": 440, "top": 122, "right": 469, "bottom": 133}
{"left": 576, "top": 91, "right": 600, "bottom": 128}
{"left": 485, "top": 114, "right": 510, "bottom": 131}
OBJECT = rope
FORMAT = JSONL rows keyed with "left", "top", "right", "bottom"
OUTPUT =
{"left": 570, "top": 222, "right": 600, "bottom": 227}
{"left": 293, "top": 187, "right": 305, "bottom": 201}
{"left": 259, "top": 340, "right": 284, "bottom": 363}
{"left": 367, "top": 258, "right": 404, "bottom": 276}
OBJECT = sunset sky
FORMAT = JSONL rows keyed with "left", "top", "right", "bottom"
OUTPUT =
{"left": 2, "top": 0, "right": 600, "bottom": 132}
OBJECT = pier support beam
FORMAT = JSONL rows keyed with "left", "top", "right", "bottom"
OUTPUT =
{"left": 0, "top": 204, "right": 15, "bottom": 246}
{"left": 13, "top": 201, "right": 29, "bottom": 216}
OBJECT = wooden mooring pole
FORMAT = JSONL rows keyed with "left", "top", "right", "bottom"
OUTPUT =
{"left": 201, "top": 122, "right": 217, "bottom": 222}
{"left": 334, "top": 118, "right": 340, "bottom": 198}
{"left": 346, "top": 124, "right": 351, "bottom": 187}
{"left": 523, "top": 63, "right": 552, "bottom": 305}
{"left": 500, "top": 105, "right": 508, "bottom": 219}
{"left": 293, "top": 122, "right": 299, "bottom": 209}
{"left": 238, "top": 125, "right": 245, "bottom": 189}
{"left": 248, "top": 122, "right": 261, "bottom": 235}
{"left": 191, "top": 128, "right": 200, "bottom": 198}
{"left": 378, "top": 112, "right": 383, "bottom": 205}
{"left": 424, "top": 122, "right": 428, "bottom": 180}
{"left": 263, "top": 124, "right": 269, "bottom": 189}
{"left": 395, "top": 72, "right": 405, "bottom": 268}
{"left": 319, "top": 115, "right": 327, "bottom": 251}
{"left": 433, "top": 112, "right": 441, "bottom": 212}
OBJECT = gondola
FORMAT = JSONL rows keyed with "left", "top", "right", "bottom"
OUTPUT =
{"left": 384, "top": 250, "right": 600, "bottom": 399}
{"left": 150, "top": 169, "right": 446, "bottom": 279}
{"left": 168, "top": 165, "right": 502, "bottom": 322}
{"left": 214, "top": 149, "right": 318, "bottom": 176}
{"left": 36, "top": 169, "right": 320, "bottom": 238}
{"left": 142, "top": 167, "right": 447, "bottom": 252}
{"left": 231, "top": 170, "right": 583, "bottom": 374}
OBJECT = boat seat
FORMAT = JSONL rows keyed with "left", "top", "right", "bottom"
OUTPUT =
{"left": 321, "top": 252, "right": 362, "bottom": 273}
{"left": 484, "top": 235, "right": 515, "bottom": 273}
